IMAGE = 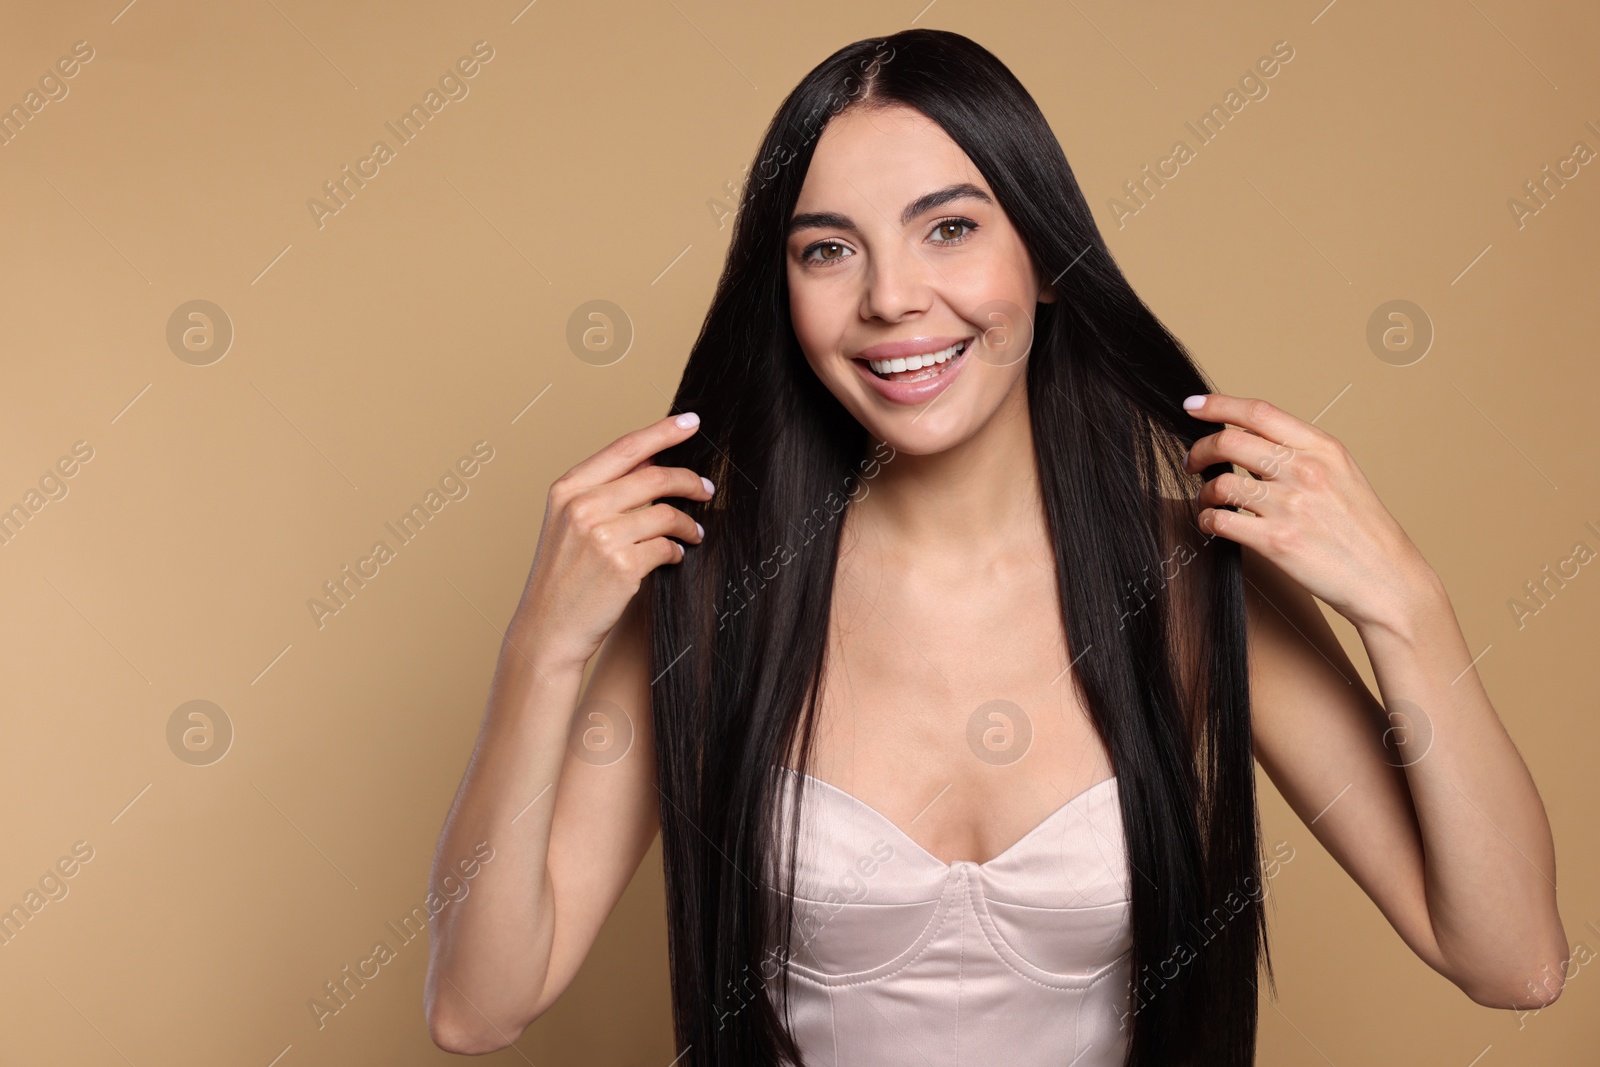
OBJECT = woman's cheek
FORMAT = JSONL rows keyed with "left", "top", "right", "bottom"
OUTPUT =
{"left": 788, "top": 295, "right": 837, "bottom": 365}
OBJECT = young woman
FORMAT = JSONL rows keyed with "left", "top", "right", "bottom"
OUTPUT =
{"left": 424, "top": 28, "right": 1565, "bottom": 1067}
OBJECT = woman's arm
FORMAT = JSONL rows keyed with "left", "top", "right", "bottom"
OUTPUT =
{"left": 425, "top": 413, "right": 710, "bottom": 1052}
{"left": 424, "top": 593, "right": 661, "bottom": 1052}
{"left": 1182, "top": 392, "right": 1567, "bottom": 1009}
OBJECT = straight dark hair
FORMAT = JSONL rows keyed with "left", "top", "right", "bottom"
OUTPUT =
{"left": 647, "top": 27, "right": 1271, "bottom": 1067}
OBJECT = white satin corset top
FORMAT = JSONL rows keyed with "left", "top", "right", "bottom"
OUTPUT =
{"left": 763, "top": 766, "right": 1135, "bottom": 1067}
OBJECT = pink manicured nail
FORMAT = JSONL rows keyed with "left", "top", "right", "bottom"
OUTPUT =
{"left": 1182, "top": 395, "right": 1206, "bottom": 411}
{"left": 676, "top": 411, "right": 701, "bottom": 428}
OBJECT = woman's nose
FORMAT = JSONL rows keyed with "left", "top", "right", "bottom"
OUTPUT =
{"left": 858, "top": 241, "right": 937, "bottom": 322}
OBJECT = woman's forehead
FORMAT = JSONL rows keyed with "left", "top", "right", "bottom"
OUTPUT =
{"left": 796, "top": 109, "right": 987, "bottom": 213}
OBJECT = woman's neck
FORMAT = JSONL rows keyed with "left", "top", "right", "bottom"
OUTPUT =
{"left": 848, "top": 382, "right": 1045, "bottom": 560}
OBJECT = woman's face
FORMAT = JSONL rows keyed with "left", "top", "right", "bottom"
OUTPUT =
{"left": 786, "top": 102, "right": 1055, "bottom": 455}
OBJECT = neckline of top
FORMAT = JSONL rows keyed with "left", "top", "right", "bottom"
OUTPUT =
{"left": 776, "top": 765, "right": 1119, "bottom": 872}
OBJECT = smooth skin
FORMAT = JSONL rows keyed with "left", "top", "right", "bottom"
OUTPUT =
{"left": 425, "top": 103, "right": 1565, "bottom": 1053}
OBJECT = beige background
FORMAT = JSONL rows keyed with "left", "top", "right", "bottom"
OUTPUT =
{"left": 1, "top": 0, "right": 1596, "bottom": 1063}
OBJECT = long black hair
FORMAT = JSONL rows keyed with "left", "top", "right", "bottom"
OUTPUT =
{"left": 647, "top": 27, "right": 1270, "bottom": 1066}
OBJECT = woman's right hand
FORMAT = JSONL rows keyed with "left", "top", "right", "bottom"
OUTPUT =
{"left": 511, "top": 411, "right": 712, "bottom": 671}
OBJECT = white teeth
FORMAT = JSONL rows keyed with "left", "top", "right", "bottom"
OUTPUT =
{"left": 867, "top": 339, "right": 968, "bottom": 376}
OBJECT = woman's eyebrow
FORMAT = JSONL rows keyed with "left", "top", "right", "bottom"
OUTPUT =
{"left": 787, "top": 182, "right": 994, "bottom": 236}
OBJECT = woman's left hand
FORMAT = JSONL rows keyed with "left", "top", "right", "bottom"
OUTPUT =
{"left": 1180, "top": 392, "right": 1443, "bottom": 633}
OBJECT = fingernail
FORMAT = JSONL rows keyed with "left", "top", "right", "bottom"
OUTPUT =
{"left": 676, "top": 411, "right": 700, "bottom": 428}
{"left": 695, "top": 521, "right": 704, "bottom": 538}
{"left": 701, "top": 476, "right": 715, "bottom": 494}
{"left": 1182, "top": 395, "right": 1206, "bottom": 411}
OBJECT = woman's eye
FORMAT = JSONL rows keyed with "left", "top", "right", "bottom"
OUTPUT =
{"left": 799, "top": 218, "right": 976, "bottom": 268}
{"left": 931, "top": 218, "right": 977, "bottom": 244}
{"left": 801, "top": 241, "right": 852, "bottom": 267}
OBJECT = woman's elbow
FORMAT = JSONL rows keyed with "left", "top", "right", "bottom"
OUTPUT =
{"left": 427, "top": 1007, "right": 516, "bottom": 1056}
{"left": 1457, "top": 957, "right": 1567, "bottom": 1011}
{"left": 427, "top": 991, "right": 538, "bottom": 1055}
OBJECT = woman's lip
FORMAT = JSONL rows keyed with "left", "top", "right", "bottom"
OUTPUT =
{"left": 856, "top": 335, "right": 973, "bottom": 362}
{"left": 851, "top": 337, "right": 973, "bottom": 406}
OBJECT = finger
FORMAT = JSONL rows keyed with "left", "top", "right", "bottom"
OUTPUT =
{"left": 1182, "top": 394, "right": 1319, "bottom": 450}
{"left": 1185, "top": 427, "right": 1290, "bottom": 478}
{"left": 592, "top": 463, "right": 715, "bottom": 515}
{"left": 561, "top": 411, "right": 703, "bottom": 492}
{"left": 1197, "top": 471, "right": 1275, "bottom": 514}
{"left": 1198, "top": 505, "right": 1270, "bottom": 551}
{"left": 642, "top": 533, "right": 686, "bottom": 570}
{"left": 606, "top": 501, "right": 705, "bottom": 549}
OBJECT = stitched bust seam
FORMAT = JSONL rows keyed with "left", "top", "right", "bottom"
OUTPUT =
{"left": 985, "top": 940, "right": 1134, "bottom": 992}
{"left": 971, "top": 876, "right": 1134, "bottom": 990}
{"left": 787, "top": 893, "right": 945, "bottom": 907}
{"left": 981, "top": 896, "right": 1132, "bottom": 913}
{"left": 785, "top": 890, "right": 957, "bottom": 989}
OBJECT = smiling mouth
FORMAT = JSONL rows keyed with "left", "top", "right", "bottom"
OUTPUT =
{"left": 859, "top": 337, "right": 974, "bottom": 383}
